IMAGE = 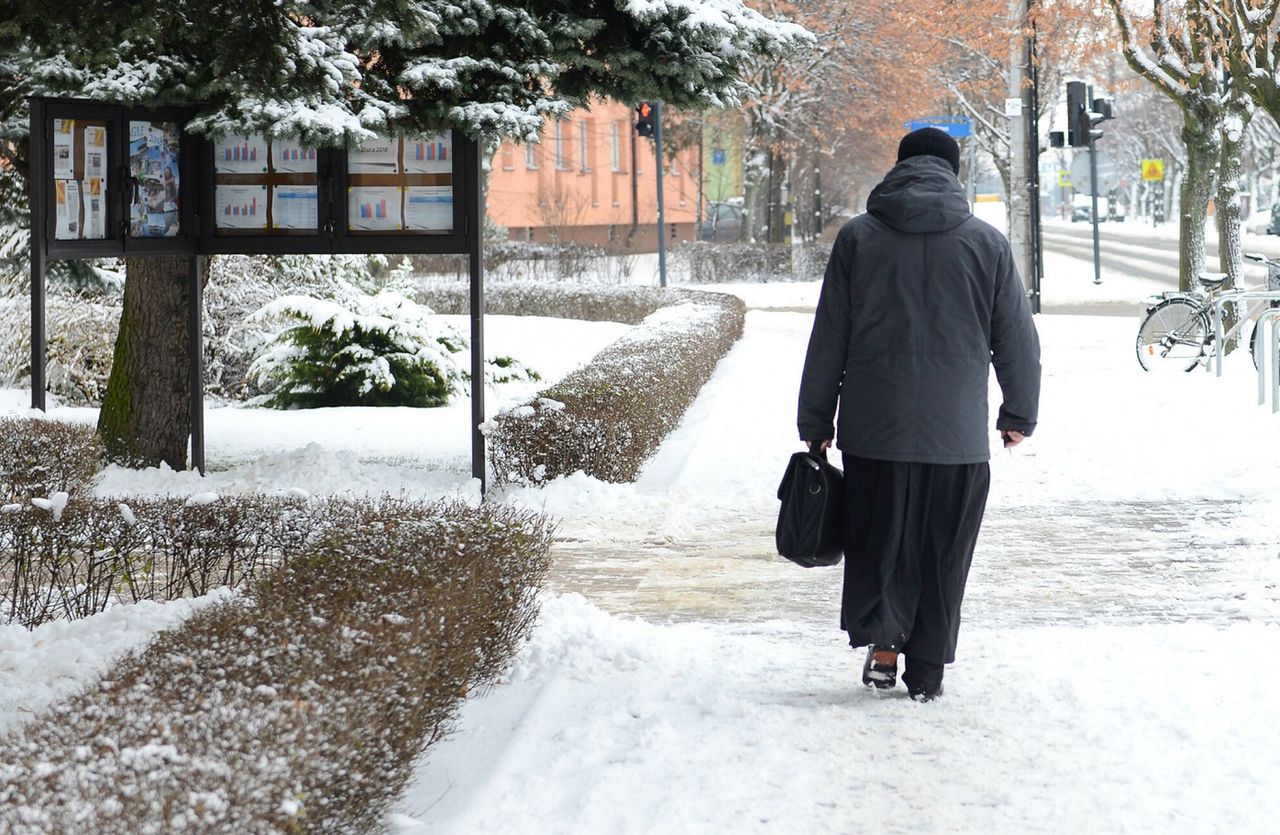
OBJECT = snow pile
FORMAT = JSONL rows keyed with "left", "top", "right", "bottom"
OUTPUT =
{"left": 393, "top": 593, "right": 1280, "bottom": 834}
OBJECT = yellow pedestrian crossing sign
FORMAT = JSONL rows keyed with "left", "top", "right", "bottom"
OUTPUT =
{"left": 1057, "top": 169, "right": 1071, "bottom": 187}
{"left": 1142, "top": 159, "right": 1165, "bottom": 181}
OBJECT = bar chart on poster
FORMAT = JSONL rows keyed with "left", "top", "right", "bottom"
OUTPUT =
{"left": 212, "top": 133, "right": 319, "bottom": 233}
{"left": 50, "top": 118, "right": 110, "bottom": 241}
{"left": 346, "top": 132, "right": 454, "bottom": 233}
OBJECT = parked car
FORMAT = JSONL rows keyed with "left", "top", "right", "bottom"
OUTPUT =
{"left": 701, "top": 201, "right": 743, "bottom": 243}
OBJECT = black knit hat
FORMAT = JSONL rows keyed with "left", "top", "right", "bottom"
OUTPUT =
{"left": 897, "top": 127, "right": 961, "bottom": 175}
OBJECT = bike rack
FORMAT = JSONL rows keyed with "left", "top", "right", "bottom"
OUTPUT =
{"left": 1209, "top": 289, "right": 1280, "bottom": 377}
{"left": 1259, "top": 309, "right": 1280, "bottom": 413}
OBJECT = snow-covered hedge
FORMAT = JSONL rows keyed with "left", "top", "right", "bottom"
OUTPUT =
{"left": 0, "top": 499, "right": 552, "bottom": 833}
{"left": 671, "top": 241, "right": 832, "bottom": 284}
{"left": 0, "top": 493, "right": 333, "bottom": 629}
{"left": 417, "top": 280, "right": 708, "bottom": 326}
{"left": 484, "top": 289, "right": 746, "bottom": 484}
{"left": 0, "top": 417, "right": 101, "bottom": 502}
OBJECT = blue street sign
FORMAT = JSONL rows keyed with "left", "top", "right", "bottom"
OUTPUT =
{"left": 712, "top": 148, "right": 726, "bottom": 166}
{"left": 903, "top": 116, "right": 973, "bottom": 138}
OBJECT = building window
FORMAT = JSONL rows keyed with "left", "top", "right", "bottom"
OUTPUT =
{"left": 579, "top": 119, "right": 591, "bottom": 172}
{"left": 611, "top": 122, "right": 622, "bottom": 172}
{"left": 554, "top": 121, "right": 567, "bottom": 170}
{"left": 525, "top": 142, "right": 538, "bottom": 170}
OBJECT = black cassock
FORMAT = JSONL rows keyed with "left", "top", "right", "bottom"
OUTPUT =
{"left": 839, "top": 454, "right": 991, "bottom": 666}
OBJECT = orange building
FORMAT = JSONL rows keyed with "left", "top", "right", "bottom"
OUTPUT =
{"left": 487, "top": 99, "right": 702, "bottom": 252}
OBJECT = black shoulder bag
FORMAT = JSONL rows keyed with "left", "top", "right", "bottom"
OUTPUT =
{"left": 775, "top": 447, "right": 845, "bottom": 568}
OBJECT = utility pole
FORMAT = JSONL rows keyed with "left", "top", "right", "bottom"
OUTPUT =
{"left": 653, "top": 100, "right": 668, "bottom": 288}
{"left": 1007, "top": 0, "right": 1034, "bottom": 299}
{"left": 1026, "top": 0, "right": 1043, "bottom": 313}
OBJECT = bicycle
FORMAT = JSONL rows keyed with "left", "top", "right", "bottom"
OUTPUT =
{"left": 1135, "top": 252, "right": 1280, "bottom": 372}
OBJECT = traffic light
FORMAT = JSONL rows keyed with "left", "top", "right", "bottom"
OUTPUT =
{"left": 635, "top": 102, "right": 654, "bottom": 138}
{"left": 1066, "top": 80, "right": 1114, "bottom": 147}
{"left": 1066, "top": 81, "right": 1088, "bottom": 147}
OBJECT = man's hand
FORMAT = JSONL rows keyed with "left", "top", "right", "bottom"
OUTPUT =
{"left": 807, "top": 439, "right": 832, "bottom": 454}
{"left": 1001, "top": 430, "right": 1025, "bottom": 449}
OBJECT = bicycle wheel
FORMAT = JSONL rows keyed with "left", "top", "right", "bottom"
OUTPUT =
{"left": 1136, "top": 297, "right": 1209, "bottom": 372}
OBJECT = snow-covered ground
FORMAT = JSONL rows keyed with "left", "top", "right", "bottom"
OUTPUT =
{"left": 3, "top": 250, "right": 1280, "bottom": 832}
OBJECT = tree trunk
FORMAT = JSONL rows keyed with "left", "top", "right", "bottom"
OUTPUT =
{"left": 1216, "top": 111, "right": 1250, "bottom": 352}
{"left": 1178, "top": 118, "right": 1218, "bottom": 292}
{"left": 98, "top": 256, "right": 196, "bottom": 469}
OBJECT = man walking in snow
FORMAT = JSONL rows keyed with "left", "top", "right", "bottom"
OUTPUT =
{"left": 797, "top": 127, "right": 1040, "bottom": 702}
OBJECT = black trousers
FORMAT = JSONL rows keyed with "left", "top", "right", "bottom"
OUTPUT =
{"left": 839, "top": 454, "right": 991, "bottom": 672}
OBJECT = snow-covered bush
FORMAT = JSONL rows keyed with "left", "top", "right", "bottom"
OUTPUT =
{"left": 0, "top": 417, "right": 101, "bottom": 502}
{"left": 486, "top": 289, "right": 746, "bottom": 484}
{"left": 204, "top": 253, "right": 395, "bottom": 400}
{"left": 0, "top": 291, "right": 121, "bottom": 406}
{"left": 0, "top": 499, "right": 553, "bottom": 832}
{"left": 248, "top": 291, "right": 468, "bottom": 409}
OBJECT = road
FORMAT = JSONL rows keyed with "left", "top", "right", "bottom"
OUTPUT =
{"left": 1040, "top": 220, "right": 1280, "bottom": 315}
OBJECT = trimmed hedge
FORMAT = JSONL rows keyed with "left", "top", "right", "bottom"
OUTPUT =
{"left": 0, "top": 499, "right": 553, "bottom": 834}
{"left": 417, "top": 280, "right": 687, "bottom": 325}
{"left": 484, "top": 289, "right": 746, "bottom": 484}
{"left": 0, "top": 417, "right": 102, "bottom": 502}
{"left": 670, "top": 241, "right": 832, "bottom": 284}
{"left": 1, "top": 493, "right": 333, "bottom": 629}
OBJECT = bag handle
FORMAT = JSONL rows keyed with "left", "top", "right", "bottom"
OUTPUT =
{"left": 807, "top": 442, "right": 829, "bottom": 461}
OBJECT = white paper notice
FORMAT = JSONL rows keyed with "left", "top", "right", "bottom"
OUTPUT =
{"left": 53, "top": 119, "right": 74, "bottom": 179}
{"left": 55, "top": 179, "right": 81, "bottom": 239}
{"left": 348, "top": 186, "right": 401, "bottom": 231}
{"left": 83, "top": 126, "right": 107, "bottom": 182}
{"left": 215, "top": 185, "right": 268, "bottom": 230}
{"left": 404, "top": 186, "right": 453, "bottom": 231}
{"left": 348, "top": 136, "right": 400, "bottom": 173}
{"left": 214, "top": 134, "right": 269, "bottom": 174}
{"left": 272, "top": 140, "right": 318, "bottom": 174}
{"left": 272, "top": 185, "right": 318, "bottom": 229}
{"left": 403, "top": 133, "right": 452, "bottom": 174}
{"left": 82, "top": 178, "right": 105, "bottom": 239}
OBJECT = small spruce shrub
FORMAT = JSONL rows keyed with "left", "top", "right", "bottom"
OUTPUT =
{"left": 248, "top": 291, "right": 468, "bottom": 408}
{"left": 0, "top": 499, "right": 554, "bottom": 833}
{"left": 0, "top": 417, "right": 102, "bottom": 502}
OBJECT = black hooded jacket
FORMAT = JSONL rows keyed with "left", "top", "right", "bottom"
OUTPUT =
{"left": 797, "top": 155, "right": 1040, "bottom": 464}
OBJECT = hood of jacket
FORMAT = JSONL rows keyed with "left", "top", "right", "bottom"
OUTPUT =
{"left": 866, "top": 155, "right": 972, "bottom": 234}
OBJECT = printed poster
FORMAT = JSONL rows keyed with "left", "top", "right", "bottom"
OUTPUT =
{"left": 271, "top": 185, "right": 318, "bottom": 229}
{"left": 348, "top": 136, "right": 399, "bottom": 174}
{"left": 214, "top": 133, "right": 269, "bottom": 174}
{"left": 82, "top": 178, "right": 105, "bottom": 239}
{"left": 83, "top": 126, "right": 107, "bottom": 182}
{"left": 348, "top": 186, "right": 401, "bottom": 231}
{"left": 129, "top": 120, "right": 181, "bottom": 237}
{"left": 404, "top": 186, "right": 453, "bottom": 231}
{"left": 271, "top": 140, "right": 318, "bottom": 174}
{"left": 53, "top": 119, "right": 74, "bottom": 179}
{"left": 215, "top": 185, "right": 268, "bottom": 230}
{"left": 55, "top": 179, "right": 80, "bottom": 239}
{"left": 403, "top": 132, "right": 452, "bottom": 174}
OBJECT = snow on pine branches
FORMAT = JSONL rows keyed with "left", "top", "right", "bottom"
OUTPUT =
{"left": 248, "top": 290, "right": 537, "bottom": 409}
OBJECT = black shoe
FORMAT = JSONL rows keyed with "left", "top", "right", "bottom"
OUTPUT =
{"left": 909, "top": 683, "right": 944, "bottom": 703}
{"left": 861, "top": 646, "right": 898, "bottom": 690}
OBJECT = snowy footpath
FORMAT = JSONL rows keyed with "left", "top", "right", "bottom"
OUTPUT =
{"left": 3, "top": 261, "right": 1280, "bottom": 833}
